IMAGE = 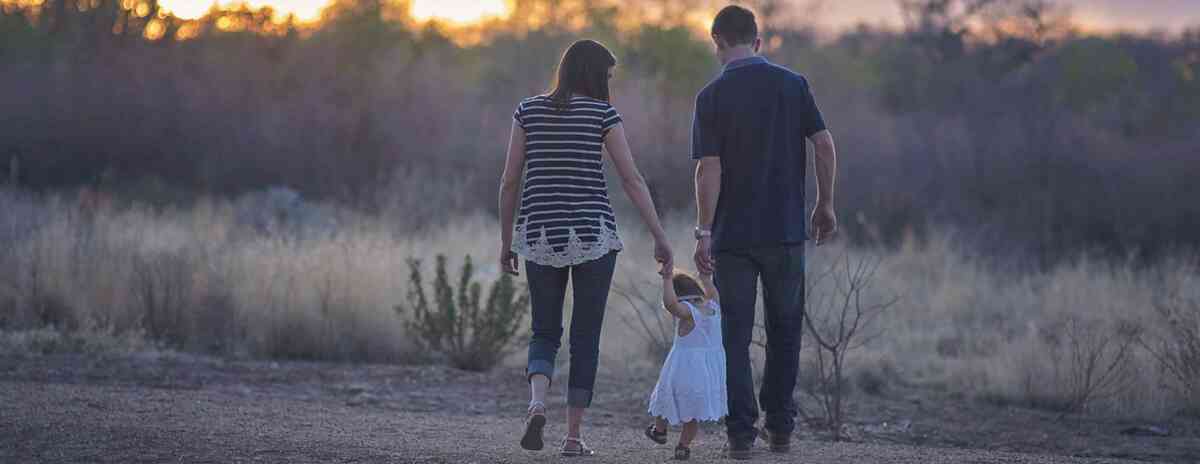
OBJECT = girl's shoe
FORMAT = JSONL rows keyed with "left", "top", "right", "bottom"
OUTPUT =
{"left": 674, "top": 445, "right": 691, "bottom": 460}
{"left": 644, "top": 424, "right": 668, "bottom": 445}
{"left": 560, "top": 436, "right": 596, "bottom": 457}
{"left": 520, "top": 401, "right": 547, "bottom": 451}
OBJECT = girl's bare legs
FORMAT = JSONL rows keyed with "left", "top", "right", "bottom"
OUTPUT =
{"left": 654, "top": 417, "right": 669, "bottom": 434}
{"left": 679, "top": 421, "right": 699, "bottom": 447}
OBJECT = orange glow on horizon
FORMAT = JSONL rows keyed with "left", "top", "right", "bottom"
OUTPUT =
{"left": 159, "top": 0, "right": 325, "bottom": 21}
{"left": 411, "top": 0, "right": 507, "bottom": 24}
{"left": 157, "top": 0, "right": 509, "bottom": 23}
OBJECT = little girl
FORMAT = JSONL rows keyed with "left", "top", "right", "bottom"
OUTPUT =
{"left": 645, "top": 270, "right": 727, "bottom": 460}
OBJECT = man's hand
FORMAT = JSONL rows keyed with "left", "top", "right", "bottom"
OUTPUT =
{"left": 694, "top": 236, "right": 715, "bottom": 274}
{"left": 810, "top": 204, "right": 838, "bottom": 246}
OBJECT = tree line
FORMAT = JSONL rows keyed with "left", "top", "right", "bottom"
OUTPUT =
{"left": 2, "top": 0, "right": 1198, "bottom": 264}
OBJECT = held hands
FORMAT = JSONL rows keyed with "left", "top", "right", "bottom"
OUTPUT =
{"left": 694, "top": 236, "right": 715, "bottom": 275}
{"left": 810, "top": 203, "right": 838, "bottom": 246}
{"left": 654, "top": 237, "right": 674, "bottom": 278}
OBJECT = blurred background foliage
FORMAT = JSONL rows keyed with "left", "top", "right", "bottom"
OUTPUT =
{"left": 2, "top": 0, "right": 1199, "bottom": 264}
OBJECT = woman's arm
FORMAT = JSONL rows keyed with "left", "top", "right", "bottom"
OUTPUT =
{"left": 498, "top": 119, "right": 526, "bottom": 275}
{"left": 698, "top": 272, "right": 719, "bottom": 303}
{"left": 661, "top": 273, "right": 692, "bottom": 321}
{"left": 603, "top": 123, "right": 673, "bottom": 276}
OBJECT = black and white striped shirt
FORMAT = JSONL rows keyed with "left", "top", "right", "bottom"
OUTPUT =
{"left": 511, "top": 95, "right": 624, "bottom": 267}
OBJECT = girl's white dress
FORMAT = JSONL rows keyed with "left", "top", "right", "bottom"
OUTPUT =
{"left": 647, "top": 299, "right": 728, "bottom": 425}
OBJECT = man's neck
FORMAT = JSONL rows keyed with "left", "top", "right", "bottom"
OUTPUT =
{"left": 719, "top": 45, "right": 757, "bottom": 66}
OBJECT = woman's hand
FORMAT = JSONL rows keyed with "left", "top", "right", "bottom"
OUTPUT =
{"left": 500, "top": 247, "right": 520, "bottom": 276}
{"left": 655, "top": 238, "right": 674, "bottom": 278}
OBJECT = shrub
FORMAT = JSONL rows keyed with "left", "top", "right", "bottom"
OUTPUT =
{"left": 131, "top": 249, "right": 195, "bottom": 346}
{"left": 1140, "top": 297, "right": 1200, "bottom": 415}
{"left": 397, "top": 254, "right": 528, "bottom": 371}
{"left": 1021, "top": 315, "right": 1141, "bottom": 414}
{"left": 801, "top": 254, "right": 897, "bottom": 440}
{"left": 853, "top": 359, "right": 897, "bottom": 397}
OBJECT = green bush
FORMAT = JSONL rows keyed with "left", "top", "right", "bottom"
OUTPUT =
{"left": 398, "top": 254, "right": 528, "bottom": 371}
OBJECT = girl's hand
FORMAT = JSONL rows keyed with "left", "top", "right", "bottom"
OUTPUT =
{"left": 501, "top": 247, "right": 519, "bottom": 276}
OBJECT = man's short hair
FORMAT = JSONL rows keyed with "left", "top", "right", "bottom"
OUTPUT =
{"left": 711, "top": 5, "right": 757, "bottom": 47}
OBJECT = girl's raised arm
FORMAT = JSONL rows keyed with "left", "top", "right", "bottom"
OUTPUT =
{"left": 661, "top": 273, "right": 692, "bottom": 321}
{"left": 699, "top": 272, "right": 720, "bottom": 303}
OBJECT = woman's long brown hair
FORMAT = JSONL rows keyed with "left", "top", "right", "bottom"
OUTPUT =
{"left": 547, "top": 39, "right": 616, "bottom": 105}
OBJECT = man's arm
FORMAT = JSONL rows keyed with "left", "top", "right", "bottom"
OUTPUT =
{"left": 809, "top": 129, "right": 838, "bottom": 245}
{"left": 694, "top": 157, "right": 720, "bottom": 274}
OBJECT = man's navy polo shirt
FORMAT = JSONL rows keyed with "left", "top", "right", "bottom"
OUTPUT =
{"left": 691, "top": 56, "right": 827, "bottom": 252}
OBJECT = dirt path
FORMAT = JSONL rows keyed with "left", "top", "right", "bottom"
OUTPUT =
{"left": 0, "top": 353, "right": 1170, "bottom": 463}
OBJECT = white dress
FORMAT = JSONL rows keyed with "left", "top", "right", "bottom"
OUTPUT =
{"left": 647, "top": 299, "right": 728, "bottom": 425}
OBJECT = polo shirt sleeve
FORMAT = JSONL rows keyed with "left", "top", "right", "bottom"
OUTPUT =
{"left": 799, "top": 79, "right": 827, "bottom": 138}
{"left": 691, "top": 88, "right": 718, "bottom": 160}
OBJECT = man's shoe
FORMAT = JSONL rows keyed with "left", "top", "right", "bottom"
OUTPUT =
{"left": 723, "top": 438, "right": 753, "bottom": 460}
{"left": 760, "top": 428, "right": 792, "bottom": 453}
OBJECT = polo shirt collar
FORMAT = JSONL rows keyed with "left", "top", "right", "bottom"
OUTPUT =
{"left": 723, "top": 56, "right": 768, "bottom": 73}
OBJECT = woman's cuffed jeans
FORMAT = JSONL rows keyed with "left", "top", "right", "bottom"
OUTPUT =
{"left": 525, "top": 251, "right": 617, "bottom": 408}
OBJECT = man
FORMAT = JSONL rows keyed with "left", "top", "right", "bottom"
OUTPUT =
{"left": 691, "top": 5, "right": 838, "bottom": 460}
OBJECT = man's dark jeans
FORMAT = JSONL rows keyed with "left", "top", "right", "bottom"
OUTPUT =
{"left": 524, "top": 251, "right": 617, "bottom": 409}
{"left": 715, "top": 245, "right": 805, "bottom": 442}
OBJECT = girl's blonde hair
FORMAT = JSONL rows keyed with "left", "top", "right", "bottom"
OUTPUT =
{"left": 672, "top": 271, "right": 705, "bottom": 300}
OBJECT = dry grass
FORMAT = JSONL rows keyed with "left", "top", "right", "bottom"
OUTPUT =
{"left": 0, "top": 189, "right": 493, "bottom": 362}
{"left": 1, "top": 188, "right": 1197, "bottom": 418}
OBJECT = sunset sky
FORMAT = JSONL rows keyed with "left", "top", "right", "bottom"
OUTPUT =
{"left": 820, "top": 0, "right": 1200, "bottom": 32}
{"left": 156, "top": 0, "right": 1199, "bottom": 31}
{"left": 157, "top": 0, "right": 508, "bottom": 22}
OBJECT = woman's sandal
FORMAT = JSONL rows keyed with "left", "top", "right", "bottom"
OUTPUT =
{"left": 644, "top": 424, "right": 668, "bottom": 445}
{"left": 560, "top": 436, "right": 596, "bottom": 457}
{"left": 674, "top": 445, "right": 691, "bottom": 461}
{"left": 520, "top": 401, "right": 547, "bottom": 451}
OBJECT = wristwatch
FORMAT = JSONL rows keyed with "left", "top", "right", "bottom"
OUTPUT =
{"left": 694, "top": 227, "right": 712, "bottom": 240}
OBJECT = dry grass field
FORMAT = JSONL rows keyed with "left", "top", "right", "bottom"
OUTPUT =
{"left": 2, "top": 188, "right": 1197, "bottom": 423}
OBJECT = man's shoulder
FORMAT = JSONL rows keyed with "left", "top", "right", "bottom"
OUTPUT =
{"left": 766, "top": 62, "right": 811, "bottom": 87}
{"left": 696, "top": 77, "right": 720, "bottom": 99}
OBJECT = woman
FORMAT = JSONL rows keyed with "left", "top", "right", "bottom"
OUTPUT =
{"left": 498, "top": 39, "right": 673, "bottom": 457}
